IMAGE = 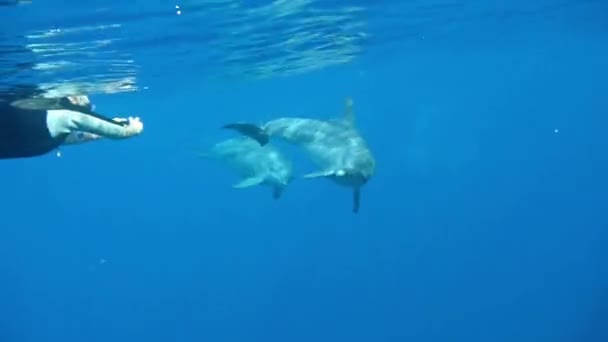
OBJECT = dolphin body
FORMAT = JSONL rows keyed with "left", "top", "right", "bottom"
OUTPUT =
{"left": 199, "top": 136, "right": 293, "bottom": 199}
{"left": 224, "top": 98, "right": 375, "bottom": 213}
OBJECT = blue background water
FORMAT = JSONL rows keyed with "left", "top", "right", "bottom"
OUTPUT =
{"left": 1, "top": 1, "right": 607, "bottom": 341}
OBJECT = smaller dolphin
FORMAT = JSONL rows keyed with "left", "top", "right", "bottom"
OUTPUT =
{"left": 199, "top": 136, "right": 293, "bottom": 199}
{"left": 223, "top": 98, "right": 375, "bottom": 213}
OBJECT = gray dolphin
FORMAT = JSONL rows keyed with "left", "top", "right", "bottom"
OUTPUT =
{"left": 199, "top": 136, "right": 293, "bottom": 199}
{"left": 223, "top": 98, "right": 375, "bottom": 213}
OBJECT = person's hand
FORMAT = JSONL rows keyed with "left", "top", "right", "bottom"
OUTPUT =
{"left": 113, "top": 116, "right": 143, "bottom": 137}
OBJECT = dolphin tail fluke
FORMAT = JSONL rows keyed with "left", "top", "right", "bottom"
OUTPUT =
{"left": 232, "top": 176, "right": 264, "bottom": 189}
{"left": 353, "top": 188, "right": 360, "bottom": 213}
{"left": 223, "top": 123, "right": 270, "bottom": 146}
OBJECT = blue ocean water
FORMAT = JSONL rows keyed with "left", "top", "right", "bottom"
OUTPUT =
{"left": 1, "top": 1, "right": 607, "bottom": 341}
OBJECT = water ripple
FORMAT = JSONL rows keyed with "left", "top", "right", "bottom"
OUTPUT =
{"left": 0, "top": 0, "right": 605, "bottom": 97}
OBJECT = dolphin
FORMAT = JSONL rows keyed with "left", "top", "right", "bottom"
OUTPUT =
{"left": 199, "top": 136, "right": 293, "bottom": 199}
{"left": 223, "top": 98, "right": 375, "bottom": 213}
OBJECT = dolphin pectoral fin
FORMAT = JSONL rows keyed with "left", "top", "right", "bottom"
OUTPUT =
{"left": 343, "top": 97, "right": 355, "bottom": 126}
{"left": 303, "top": 170, "right": 335, "bottom": 178}
{"left": 272, "top": 186, "right": 283, "bottom": 200}
{"left": 223, "top": 123, "right": 270, "bottom": 146}
{"left": 232, "top": 177, "right": 264, "bottom": 189}
{"left": 353, "top": 188, "right": 360, "bottom": 213}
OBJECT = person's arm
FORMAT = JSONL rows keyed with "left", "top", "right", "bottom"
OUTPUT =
{"left": 47, "top": 109, "right": 143, "bottom": 140}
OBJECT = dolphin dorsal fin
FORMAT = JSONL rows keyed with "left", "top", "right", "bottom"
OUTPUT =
{"left": 343, "top": 97, "right": 355, "bottom": 126}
